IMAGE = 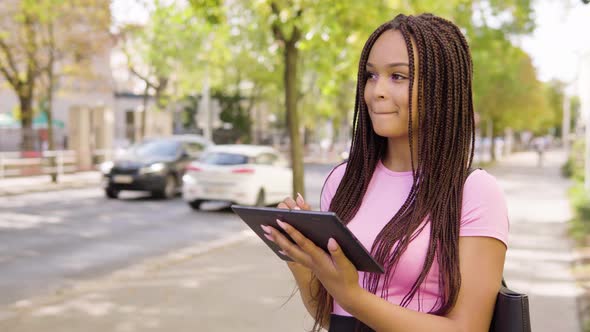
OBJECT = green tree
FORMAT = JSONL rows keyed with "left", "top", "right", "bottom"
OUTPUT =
{"left": 241, "top": 0, "right": 398, "bottom": 197}
{"left": 544, "top": 80, "right": 566, "bottom": 136}
{"left": 186, "top": 0, "right": 541, "bottom": 192}
{"left": 213, "top": 90, "right": 253, "bottom": 143}
{"left": 118, "top": 1, "right": 227, "bottom": 138}
{"left": 40, "top": 0, "right": 110, "bottom": 181}
{"left": 0, "top": 0, "right": 51, "bottom": 151}
{"left": 0, "top": 0, "right": 110, "bottom": 155}
{"left": 465, "top": 0, "right": 538, "bottom": 159}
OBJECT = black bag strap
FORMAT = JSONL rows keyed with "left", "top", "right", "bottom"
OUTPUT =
{"left": 466, "top": 167, "right": 508, "bottom": 289}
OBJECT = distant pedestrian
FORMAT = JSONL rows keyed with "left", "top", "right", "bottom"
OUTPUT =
{"left": 262, "top": 13, "right": 509, "bottom": 332}
{"left": 532, "top": 136, "right": 547, "bottom": 167}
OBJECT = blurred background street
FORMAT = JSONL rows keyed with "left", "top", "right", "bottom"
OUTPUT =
{"left": 0, "top": 163, "right": 330, "bottom": 308}
{"left": 1, "top": 0, "right": 590, "bottom": 331}
{"left": 0, "top": 149, "right": 583, "bottom": 332}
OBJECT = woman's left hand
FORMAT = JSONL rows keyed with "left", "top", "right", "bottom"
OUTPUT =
{"left": 262, "top": 219, "right": 362, "bottom": 306}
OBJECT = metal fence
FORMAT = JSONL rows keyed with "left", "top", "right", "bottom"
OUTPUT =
{"left": 0, "top": 128, "right": 68, "bottom": 152}
{"left": 0, "top": 149, "right": 113, "bottom": 179}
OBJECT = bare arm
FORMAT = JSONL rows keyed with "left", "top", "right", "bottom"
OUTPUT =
{"left": 277, "top": 196, "right": 329, "bottom": 328}
{"left": 266, "top": 220, "right": 506, "bottom": 332}
{"left": 341, "top": 236, "right": 506, "bottom": 332}
{"left": 286, "top": 261, "right": 327, "bottom": 327}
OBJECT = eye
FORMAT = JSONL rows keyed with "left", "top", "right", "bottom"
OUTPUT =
{"left": 365, "top": 71, "right": 378, "bottom": 81}
{"left": 391, "top": 73, "right": 407, "bottom": 81}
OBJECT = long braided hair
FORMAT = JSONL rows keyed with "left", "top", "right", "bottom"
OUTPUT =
{"left": 311, "top": 13, "right": 475, "bottom": 331}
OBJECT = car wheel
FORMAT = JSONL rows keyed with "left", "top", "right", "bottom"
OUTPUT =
{"left": 153, "top": 174, "right": 177, "bottom": 199}
{"left": 105, "top": 188, "right": 119, "bottom": 199}
{"left": 189, "top": 200, "right": 203, "bottom": 210}
{"left": 255, "top": 189, "right": 266, "bottom": 207}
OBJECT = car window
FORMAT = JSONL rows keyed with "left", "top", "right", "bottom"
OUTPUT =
{"left": 131, "top": 140, "right": 180, "bottom": 158}
{"left": 184, "top": 142, "right": 206, "bottom": 158}
{"left": 255, "top": 153, "right": 278, "bottom": 165}
{"left": 201, "top": 152, "right": 249, "bottom": 165}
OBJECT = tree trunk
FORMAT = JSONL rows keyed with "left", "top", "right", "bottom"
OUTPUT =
{"left": 47, "top": 66, "right": 57, "bottom": 183}
{"left": 284, "top": 40, "right": 304, "bottom": 197}
{"left": 488, "top": 119, "right": 496, "bottom": 162}
{"left": 141, "top": 82, "right": 149, "bottom": 139}
{"left": 47, "top": 24, "right": 58, "bottom": 183}
{"left": 155, "top": 77, "right": 168, "bottom": 110}
{"left": 19, "top": 95, "right": 35, "bottom": 152}
{"left": 20, "top": 13, "right": 37, "bottom": 153}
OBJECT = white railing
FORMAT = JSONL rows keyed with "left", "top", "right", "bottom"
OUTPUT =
{"left": 0, "top": 150, "right": 113, "bottom": 179}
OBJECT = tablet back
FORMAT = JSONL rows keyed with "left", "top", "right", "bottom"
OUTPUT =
{"left": 231, "top": 205, "right": 384, "bottom": 274}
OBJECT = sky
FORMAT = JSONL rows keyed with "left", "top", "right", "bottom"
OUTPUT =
{"left": 111, "top": 0, "right": 590, "bottom": 89}
{"left": 519, "top": 0, "right": 590, "bottom": 88}
{"left": 110, "top": 0, "right": 150, "bottom": 27}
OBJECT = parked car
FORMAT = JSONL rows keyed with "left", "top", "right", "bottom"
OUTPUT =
{"left": 101, "top": 135, "right": 213, "bottom": 199}
{"left": 182, "top": 144, "right": 292, "bottom": 210}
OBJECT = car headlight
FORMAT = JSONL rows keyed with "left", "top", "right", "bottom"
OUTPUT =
{"left": 139, "top": 163, "right": 166, "bottom": 175}
{"left": 99, "top": 161, "right": 114, "bottom": 174}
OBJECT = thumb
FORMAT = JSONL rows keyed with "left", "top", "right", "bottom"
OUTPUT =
{"left": 327, "top": 238, "right": 352, "bottom": 270}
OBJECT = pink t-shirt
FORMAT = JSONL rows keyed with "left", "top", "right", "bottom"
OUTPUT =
{"left": 320, "top": 160, "right": 509, "bottom": 316}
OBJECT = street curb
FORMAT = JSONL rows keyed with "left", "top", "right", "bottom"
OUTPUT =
{"left": 0, "top": 181, "right": 101, "bottom": 197}
{"left": 0, "top": 230, "right": 256, "bottom": 322}
{"left": 573, "top": 248, "right": 590, "bottom": 331}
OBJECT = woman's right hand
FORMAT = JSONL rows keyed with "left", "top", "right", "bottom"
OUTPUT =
{"left": 276, "top": 193, "right": 311, "bottom": 270}
{"left": 277, "top": 193, "right": 311, "bottom": 211}
{"left": 275, "top": 194, "right": 322, "bottom": 320}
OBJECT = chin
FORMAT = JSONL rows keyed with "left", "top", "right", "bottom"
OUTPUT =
{"left": 371, "top": 122, "right": 407, "bottom": 138}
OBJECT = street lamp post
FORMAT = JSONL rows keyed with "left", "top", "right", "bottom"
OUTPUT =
{"left": 197, "top": 32, "right": 214, "bottom": 142}
{"left": 581, "top": 52, "right": 590, "bottom": 190}
{"left": 200, "top": 66, "right": 211, "bottom": 141}
{"left": 563, "top": 90, "right": 571, "bottom": 155}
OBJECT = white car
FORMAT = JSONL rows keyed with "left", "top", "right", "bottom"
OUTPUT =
{"left": 182, "top": 144, "right": 293, "bottom": 210}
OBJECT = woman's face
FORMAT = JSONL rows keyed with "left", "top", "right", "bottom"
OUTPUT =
{"left": 364, "top": 29, "right": 419, "bottom": 139}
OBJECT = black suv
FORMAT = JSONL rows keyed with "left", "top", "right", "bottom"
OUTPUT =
{"left": 102, "top": 135, "right": 212, "bottom": 199}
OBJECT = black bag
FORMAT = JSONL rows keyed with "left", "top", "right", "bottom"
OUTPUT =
{"left": 466, "top": 169, "right": 531, "bottom": 332}
{"left": 489, "top": 279, "right": 531, "bottom": 332}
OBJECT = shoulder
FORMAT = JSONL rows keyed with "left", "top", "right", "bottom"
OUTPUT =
{"left": 463, "top": 169, "right": 504, "bottom": 200}
{"left": 460, "top": 169, "right": 509, "bottom": 247}
{"left": 324, "top": 161, "right": 347, "bottom": 186}
{"left": 319, "top": 162, "right": 347, "bottom": 211}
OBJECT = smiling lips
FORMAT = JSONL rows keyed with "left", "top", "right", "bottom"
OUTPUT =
{"left": 371, "top": 111, "right": 399, "bottom": 115}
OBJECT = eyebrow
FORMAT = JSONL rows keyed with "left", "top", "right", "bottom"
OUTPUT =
{"left": 366, "top": 62, "right": 409, "bottom": 68}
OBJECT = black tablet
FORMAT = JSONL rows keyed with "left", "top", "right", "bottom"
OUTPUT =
{"left": 231, "top": 205, "right": 384, "bottom": 274}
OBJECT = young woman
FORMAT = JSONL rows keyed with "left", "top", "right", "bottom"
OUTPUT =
{"left": 261, "top": 13, "right": 508, "bottom": 332}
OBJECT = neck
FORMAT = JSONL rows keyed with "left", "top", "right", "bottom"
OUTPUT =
{"left": 381, "top": 135, "right": 419, "bottom": 172}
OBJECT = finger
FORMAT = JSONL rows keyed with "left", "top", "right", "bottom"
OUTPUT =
{"left": 267, "top": 226, "right": 312, "bottom": 266}
{"left": 277, "top": 202, "right": 289, "bottom": 209}
{"left": 283, "top": 197, "right": 299, "bottom": 210}
{"left": 296, "top": 193, "right": 311, "bottom": 210}
{"left": 327, "top": 238, "right": 355, "bottom": 271}
{"left": 276, "top": 219, "right": 329, "bottom": 264}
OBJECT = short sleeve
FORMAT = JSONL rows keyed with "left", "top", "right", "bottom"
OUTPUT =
{"left": 320, "top": 163, "right": 347, "bottom": 212}
{"left": 460, "top": 169, "right": 510, "bottom": 248}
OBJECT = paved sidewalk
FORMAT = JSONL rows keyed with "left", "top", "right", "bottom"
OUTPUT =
{"left": 0, "top": 172, "right": 101, "bottom": 196}
{"left": 493, "top": 150, "right": 583, "bottom": 332}
{"left": 0, "top": 149, "right": 583, "bottom": 332}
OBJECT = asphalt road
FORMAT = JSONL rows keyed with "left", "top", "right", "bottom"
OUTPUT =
{"left": 0, "top": 163, "right": 335, "bottom": 307}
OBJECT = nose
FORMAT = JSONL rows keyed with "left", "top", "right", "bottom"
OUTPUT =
{"left": 373, "top": 75, "right": 388, "bottom": 100}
